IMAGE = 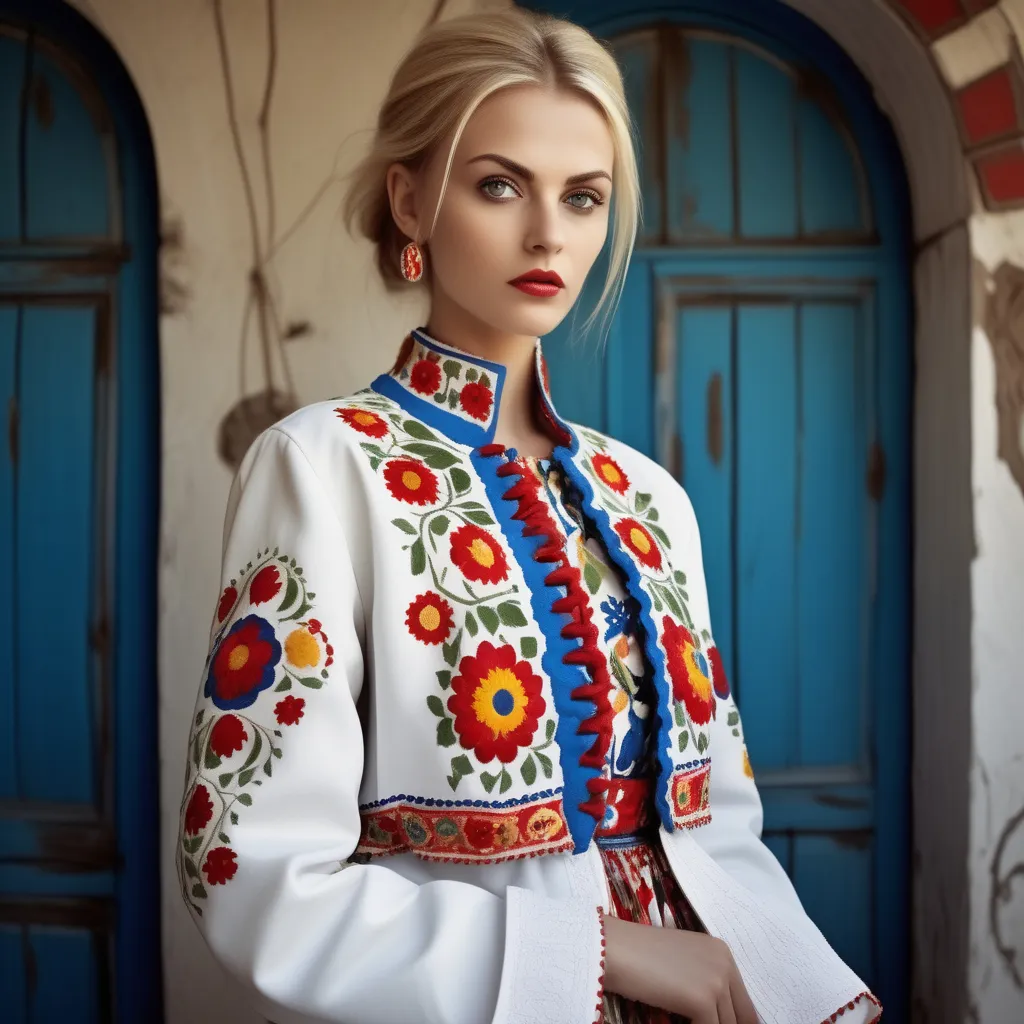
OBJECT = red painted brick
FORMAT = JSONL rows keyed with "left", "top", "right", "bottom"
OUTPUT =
{"left": 976, "top": 142, "right": 1024, "bottom": 206}
{"left": 957, "top": 66, "right": 1022, "bottom": 147}
{"left": 889, "top": 0, "right": 966, "bottom": 39}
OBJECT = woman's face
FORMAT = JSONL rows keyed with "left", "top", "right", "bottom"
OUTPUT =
{"left": 416, "top": 84, "right": 615, "bottom": 340}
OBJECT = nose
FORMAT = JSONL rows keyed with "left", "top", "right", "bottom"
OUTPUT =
{"left": 523, "top": 195, "right": 565, "bottom": 256}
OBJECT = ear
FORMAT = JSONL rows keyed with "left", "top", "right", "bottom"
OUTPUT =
{"left": 385, "top": 163, "right": 422, "bottom": 243}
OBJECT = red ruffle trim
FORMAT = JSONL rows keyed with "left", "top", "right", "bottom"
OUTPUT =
{"left": 483, "top": 443, "right": 614, "bottom": 826}
{"left": 823, "top": 991, "right": 882, "bottom": 1023}
{"left": 594, "top": 906, "right": 607, "bottom": 1024}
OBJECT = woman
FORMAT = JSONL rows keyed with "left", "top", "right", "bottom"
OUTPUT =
{"left": 177, "top": 9, "right": 880, "bottom": 1024}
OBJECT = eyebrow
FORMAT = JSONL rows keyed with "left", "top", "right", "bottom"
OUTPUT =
{"left": 467, "top": 153, "right": 611, "bottom": 186}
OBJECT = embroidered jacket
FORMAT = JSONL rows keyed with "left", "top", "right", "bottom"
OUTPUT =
{"left": 178, "top": 328, "right": 881, "bottom": 1024}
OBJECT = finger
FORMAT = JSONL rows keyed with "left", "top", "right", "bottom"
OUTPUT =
{"left": 717, "top": 989, "right": 738, "bottom": 1024}
{"left": 730, "top": 970, "right": 759, "bottom": 1024}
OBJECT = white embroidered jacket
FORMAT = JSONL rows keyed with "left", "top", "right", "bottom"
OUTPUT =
{"left": 177, "top": 328, "right": 881, "bottom": 1024}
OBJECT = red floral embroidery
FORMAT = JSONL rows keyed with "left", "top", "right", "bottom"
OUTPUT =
{"left": 592, "top": 454, "right": 630, "bottom": 495}
{"left": 670, "top": 762, "right": 711, "bottom": 826}
{"left": 614, "top": 518, "right": 663, "bottom": 571}
{"left": 250, "top": 565, "right": 282, "bottom": 605}
{"left": 708, "top": 645, "right": 730, "bottom": 699}
{"left": 217, "top": 586, "right": 237, "bottom": 623}
{"left": 336, "top": 406, "right": 389, "bottom": 438}
{"left": 459, "top": 381, "right": 494, "bottom": 421}
{"left": 447, "top": 641, "right": 546, "bottom": 763}
{"left": 209, "top": 715, "right": 247, "bottom": 758}
{"left": 449, "top": 524, "right": 509, "bottom": 584}
{"left": 203, "top": 846, "right": 238, "bottom": 885}
{"left": 405, "top": 591, "right": 455, "bottom": 645}
{"left": 184, "top": 784, "right": 214, "bottom": 835}
{"left": 383, "top": 458, "right": 439, "bottom": 505}
{"left": 662, "top": 617, "right": 714, "bottom": 726}
{"left": 410, "top": 358, "right": 442, "bottom": 396}
{"left": 206, "top": 615, "right": 281, "bottom": 710}
{"left": 275, "top": 695, "right": 305, "bottom": 725}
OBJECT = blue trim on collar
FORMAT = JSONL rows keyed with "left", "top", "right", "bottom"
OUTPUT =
{"left": 553, "top": 435, "right": 677, "bottom": 833}
{"left": 470, "top": 445, "right": 602, "bottom": 855}
{"left": 370, "top": 373, "right": 496, "bottom": 448}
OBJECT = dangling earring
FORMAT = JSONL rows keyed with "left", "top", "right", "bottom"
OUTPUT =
{"left": 400, "top": 241, "right": 425, "bottom": 282}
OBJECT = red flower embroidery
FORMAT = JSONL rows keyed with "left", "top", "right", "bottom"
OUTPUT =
{"left": 275, "top": 695, "right": 306, "bottom": 725}
{"left": 202, "top": 846, "right": 238, "bottom": 885}
{"left": 459, "top": 381, "right": 494, "bottom": 422}
{"left": 662, "top": 617, "right": 714, "bottom": 726}
{"left": 383, "top": 458, "right": 439, "bottom": 505}
{"left": 217, "top": 586, "right": 237, "bottom": 623}
{"left": 336, "top": 407, "right": 389, "bottom": 438}
{"left": 708, "top": 645, "right": 730, "bottom": 699}
{"left": 592, "top": 453, "right": 630, "bottom": 495}
{"left": 405, "top": 591, "right": 455, "bottom": 645}
{"left": 205, "top": 614, "right": 282, "bottom": 710}
{"left": 614, "top": 518, "right": 662, "bottom": 571}
{"left": 209, "top": 715, "right": 248, "bottom": 758}
{"left": 465, "top": 817, "right": 497, "bottom": 851}
{"left": 250, "top": 565, "right": 282, "bottom": 605}
{"left": 447, "top": 641, "right": 546, "bottom": 763}
{"left": 449, "top": 524, "right": 509, "bottom": 585}
{"left": 184, "top": 784, "right": 214, "bottom": 835}
{"left": 410, "top": 358, "right": 442, "bottom": 396}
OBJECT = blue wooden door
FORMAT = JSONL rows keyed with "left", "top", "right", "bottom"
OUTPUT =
{"left": 0, "top": 3, "right": 161, "bottom": 1020}
{"left": 531, "top": 2, "right": 911, "bottom": 1017}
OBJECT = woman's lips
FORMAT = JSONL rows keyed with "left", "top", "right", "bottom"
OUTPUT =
{"left": 511, "top": 280, "right": 562, "bottom": 297}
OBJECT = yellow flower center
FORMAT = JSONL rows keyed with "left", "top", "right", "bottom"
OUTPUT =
{"left": 472, "top": 668, "right": 527, "bottom": 736}
{"left": 285, "top": 628, "right": 320, "bottom": 669}
{"left": 629, "top": 527, "right": 651, "bottom": 554}
{"left": 527, "top": 808, "right": 562, "bottom": 840}
{"left": 602, "top": 463, "right": 622, "bottom": 484}
{"left": 401, "top": 470, "right": 422, "bottom": 491}
{"left": 418, "top": 605, "right": 441, "bottom": 632}
{"left": 228, "top": 645, "right": 250, "bottom": 671}
{"left": 469, "top": 538, "right": 496, "bottom": 567}
{"left": 683, "top": 647, "right": 713, "bottom": 701}
{"left": 354, "top": 412, "right": 377, "bottom": 426}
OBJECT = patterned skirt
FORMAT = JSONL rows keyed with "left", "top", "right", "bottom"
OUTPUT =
{"left": 596, "top": 779, "right": 704, "bottom": 1024}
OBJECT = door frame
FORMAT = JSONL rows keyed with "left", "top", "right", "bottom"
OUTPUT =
{"left": 0, "top": 0, "right": 162, "bottom": 1018}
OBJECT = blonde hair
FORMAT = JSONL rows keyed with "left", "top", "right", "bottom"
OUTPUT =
{"left": 343, "top": 7, "right": 640, "bottom": 337}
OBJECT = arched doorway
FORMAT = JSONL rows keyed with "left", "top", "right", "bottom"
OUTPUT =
{"left": 529, "top": 0, "right": 913, "bottom": 1017}
{"left": 0, "top": 0, "right": 161, "bottom": 1019}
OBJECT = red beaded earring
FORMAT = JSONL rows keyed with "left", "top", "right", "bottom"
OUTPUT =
{"left": 400, "top": 241, "right": 424, "bottom": 282}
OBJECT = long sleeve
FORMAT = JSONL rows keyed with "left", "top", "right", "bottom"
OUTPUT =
{"left": 175, "top": 426, "right": 605, "bottom": 1024}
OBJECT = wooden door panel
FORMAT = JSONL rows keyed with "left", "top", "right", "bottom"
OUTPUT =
{"left": 0, "top": 305, "right": 16, "bottom": 800}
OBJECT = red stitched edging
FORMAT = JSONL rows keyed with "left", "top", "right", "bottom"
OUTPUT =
{"left": 489, "top": 450, "right": 615, "bottom": 825}
{"left": 822, "top": 991, "right": 883, "bottom": 1023}
{"left": 355, "top": 836, "right": 575, "bottom": 867}
{"left": 593, "top": 906, "right": 607, "bottom": 1024}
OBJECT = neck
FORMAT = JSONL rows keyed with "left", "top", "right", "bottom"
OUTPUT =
{"left": 424, "top": 305, "right": 555, "bottom": 458}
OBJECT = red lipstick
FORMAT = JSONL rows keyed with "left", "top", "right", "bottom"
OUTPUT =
{"left": 509, "top": 269, "right": 565, "bottom": 298}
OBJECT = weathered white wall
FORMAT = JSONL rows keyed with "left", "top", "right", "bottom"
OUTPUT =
{"left": 62, "top": 0, "right": 1024, "bottom": 1021}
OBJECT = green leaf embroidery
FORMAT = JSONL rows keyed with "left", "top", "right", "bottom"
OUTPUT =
{"left": 410, "top": 539, "right": 426, "bottom": 576}
{"left": 429, "top": 515, "right": 450, "bottom": 536}
{"left": 478, "top": 606, "right": 500, "bottom": 634}
{"left": 403, "top": 442, "right": 460, "bottom": 470}
{"left": 442, "top": 629, "right": 463, "bottom": 667}
{"left": 696, "top": 732, "right": 709, "bottom": 754}
{"left": 673, "top": 569, "right": 687, "bottom": 585}
{"left": 535, "top": 750, "right": 553, "bottom": 779}
{"left": 481, "top": 771, "right": 499, "bottom": 793}
{"left": 648, "top": 523, "right": 672, "bottom": 550}
{"left": 462, "top": 509, "right": 495, "bottom": 526}
{"left": 447, "top": 392, "right": 458, "bottom": 409}
{"left": 238, "top": 769, "right": 255, "bottom": 787}
{"left": 465, "top": 612, "right": 478, "bottom": 637}
{"left": 450, "top": 468, "right": 471, "bottom": 494}
{"left": 426, "top": 695, "right": 446, "bottom": 717}
{"left": 479, "top": 372, "right": 492, "bottom": 389}
{"left": 678, "top": 732, "right": 689, "bottom": 752}
{"left": 498, "top": 768, "right": 512, "bottom": 794}
{"left": 436, "top": 718, "right": 456, "bottom": 747}
{"left": 403, "top": 419, "right": 438, "bottom": 442}
{"left": 442, "top": 359, "right": 461, "bottom": 378}
{"left": 191, "top": 882, "right": 208, "bottom": 900}
{"left": 230, "top": 812, "right": 239, "bottom": 825}
{"left": 546, "top": 719, "right": 556, "bottom": 741}
{"left": 218, "top": 832, "right": 231, "bottom": 844}
{"left": 727, "top": 710, "right": 740, "bottom": 727}
{"left": 298, "top": 676, "right": 323, "bottom": 689}
{"left": 218, "top": 772, "right": 233, "bottom": 788}
{"left": 497, "top": 601, "right": 527, "bottom": 627}
{"left": 274, "top": 677, "right": 292, "bottom": 692}
{"left": 466, "top": 368, "right": 478, "bottom": 382}
{"left": 583, "top": 561, "right": 601, "bottom": 595}
{"left": 635, "top": 492, "right": 652, "bottom": 513}
{"left": 661, "top": 585, "right": 686, "bottom": 624}
{"left": 521, "top": 636, "right": 538, "bottom": 658}
{"left": 203, "top": 747, "right": 222, "bottom": 771}
{"left": 195, "top": 709, "right": 205, "bottom": 726}
{"left": 236, "top": 793, "right": 253, "bottom": 806}
{"left": 436, "top": 669, "right": 452, "bottom": 689}
{"left": 451, "top": 754, "right": 474, "bottom": 776}
{"left": 392, "top": 518, "right": 417, "bottom": 535}
{"left": 521, "top": 754, "right": 537, "bottom": 786}
{"left": 674, "top": 703, "right": 687, "bottom": 728}
{"left": 182, "top": 836, "right": 202, "bottom": 856}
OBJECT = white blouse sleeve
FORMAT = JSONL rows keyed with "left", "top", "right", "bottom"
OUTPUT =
{"left": 176, "top": 426, "right": 605, "bottom": 1024}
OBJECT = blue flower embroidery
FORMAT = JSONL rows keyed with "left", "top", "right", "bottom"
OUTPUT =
{"left": 601, "top": 596, "right": 628, "bottom": 642}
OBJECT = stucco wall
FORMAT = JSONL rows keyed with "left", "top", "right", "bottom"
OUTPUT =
{"left": 62, "top": 0, "right": 1024, "bottom": 1021}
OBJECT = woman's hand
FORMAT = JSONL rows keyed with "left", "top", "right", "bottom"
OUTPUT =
{"left": 603, "top": 916, "right": 759, "bottom": 1024}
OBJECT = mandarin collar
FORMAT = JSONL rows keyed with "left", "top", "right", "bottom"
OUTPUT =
{"left": 370, "top": 327, "right": 572, "bottom": 449}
